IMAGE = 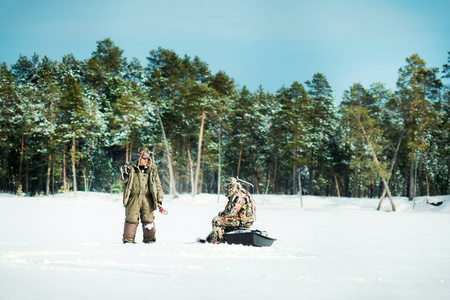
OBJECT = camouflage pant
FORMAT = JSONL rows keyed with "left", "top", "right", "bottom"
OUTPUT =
{"left": 205, "top": 216, "right": 252, "bottom": 243}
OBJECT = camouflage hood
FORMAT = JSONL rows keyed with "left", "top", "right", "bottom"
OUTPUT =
{"left": 224, "top": 177, "right": 244, "bottom": 198}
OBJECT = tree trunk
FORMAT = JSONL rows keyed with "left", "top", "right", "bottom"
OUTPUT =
{"left": 26, "top": 160, "right": 29, "bottom": 194}
{"left": 360, "top": 125, "right": 396, "bottom": 211}
{"left": 447, "top": 160, "right": 450, "bottom": 195}
{"left": 193, "top": 111, "right": 206, "bottom": 197}
{"left": 129, "top": 136, "right": 133, "bottom": 163}
{"left": 273, "top": 141, "right": 279, "bottom": 194}
{"left": 409, "top": 156, "right": 415, "bottom": 201}
{"left": 418, "top": 150, "right": 424, "bottom": 196}
{"left": 85, "top": 142, "right": 91, "bottom": 192}
{"left": 377, "top": 130, "right": 404, "bottom": 210}
{"left": 82, "top": 167, "right": 87, "bottom": 192}
{"left": 253, "top": 170, "right": 260, "bottom": 194}
{"left": 19, "top": 134, "right": 24, "bottom": 190}
{"left": 292, "top": 164, "right": 296, "bottom": 195}
{"left": 217, "top": 128, "right": 221, "bottom": 203}
{"left": 52, "top": 160, "right": 55, "bottom": 195}
{"left": 333, "top": 168, "right": 341, "bottom": 197}
{"left": 237, "top": 114, "right": 246, "bottom": 177}
{"left": 344, "top": 166, "right": 349, "bottom": 197}
{"left": 308, "top": 165, "right": 314, "bottom": 195}
{"left": 63, "top": 147, "right": 67, "bottom": 193}
{"left": 46, "top": 154, "right": 51, "bottom": 195}
{"left": 46, "top": 100, "right": 54, "bottom": 195}
{"left": 237, "top": 143, "right": 243, "bottom": 177}
{"left": 265, "top": 171, "right": 271, "bottom": 195}
{"left": 187, "top": 146, "right": 195, "bottom": 197}
{"left": 125, "top": 120, "right": 129, "bottom": 163}
{"left": 298, "top": 173, "right": 303, "bottom": 207}
{"left": 157, "top": 108, "right": 176, "bottom": 198}
{"left": 352, "top": 166, "right": 358, "bottom": 197}
{"left": 292, "top": 130, "right": 297, "bottom": 194}
{"left": 71, "top": 127, "right": 77, "bottom": 194}
{"left": 199, "top": 150, "right": 206, "bottom": 194}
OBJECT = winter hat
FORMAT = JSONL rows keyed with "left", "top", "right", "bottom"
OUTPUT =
{"left": 138, "top": 148, "right": 151, "bottom": 159}
{"left": 137, "top": 147, "right": 152, "bottom": 166}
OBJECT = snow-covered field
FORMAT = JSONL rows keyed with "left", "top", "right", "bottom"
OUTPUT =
{"left": 1, "top": 192, "right": 449, "bottom": 300}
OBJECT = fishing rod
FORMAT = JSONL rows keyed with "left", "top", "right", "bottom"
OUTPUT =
{"left": 236, "top": 176, "right": 254, "bottom": 192}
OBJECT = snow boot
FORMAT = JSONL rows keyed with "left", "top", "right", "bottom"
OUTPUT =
{"left": 142, "top": 221, "right": 156, "bottom": 243}
{"left": 122, "top": 221, "right": 138, "bottom": 244}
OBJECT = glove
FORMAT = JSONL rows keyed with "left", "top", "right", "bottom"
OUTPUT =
{"left": 120, "top": 165, "right": 131, "bottom": 180}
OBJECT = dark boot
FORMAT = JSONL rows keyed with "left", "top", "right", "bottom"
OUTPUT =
{"left": 142, "top": 221, "right": 156, "bottom": 243}
{"left": 122, "top": 221, "right": 138, "bottom": 243}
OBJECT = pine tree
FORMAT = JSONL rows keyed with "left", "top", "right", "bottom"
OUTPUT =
{"left": 9, "top": 55, "right": 43, "bottom": 194}
{"left": 395, "top": 54, "right": 442, "bottom": 200}
{"left": 368, "top": 83, "right": 402, "bottom": 200}
{"left": 341, "top": 83, "right": 375, "bottom": 197}
{"left": 0, "top": 63, "right": 20, "bottom": 191}
{"left": 86, "top": 38, "right": 125, "bottom": 91}
{"left": 145, "top": 48, "right": 187, "bottom": 194}
{"left": 207, "top": 71, "right": 236, "bottom": 194}
{"left": 250, "top": 87, "right": 276, "bottom": 194}
{"left": 60, "top": 75, "right": 84, "bottom": 193}
{"left": 431, "top": 52, "right": 450, "bottom": 195}
{"left": 305, "top": 73, "right": 338, "bottom": 195}
{"left": 112, "top": 79, "right": 144, "bottom": 163}
{"left": 36, "top": 56, "right": 61, "bottom": 195}
{"left": 272, "top": 82, "right": 311, "bottom": 194}
{"left": 79, "top": 87, "right": 107, "bottom": 191}
{"left": 341, "top": 104, "right": 396, "bottom": 210}
{"left": 223, "top": 86, "right": 267, "bottom": 192}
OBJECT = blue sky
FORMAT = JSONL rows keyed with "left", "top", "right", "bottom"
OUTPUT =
{"left": 1, "top": 0, "right": 449, "bottom": 102}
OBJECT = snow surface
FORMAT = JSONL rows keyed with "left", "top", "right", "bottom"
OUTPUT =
{"left": 1, "top": 192, "right": 450, "bottom": 300}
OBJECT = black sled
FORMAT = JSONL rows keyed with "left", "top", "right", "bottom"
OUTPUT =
{"left": 225, "top": 228, "right": 276, "bottom": 247}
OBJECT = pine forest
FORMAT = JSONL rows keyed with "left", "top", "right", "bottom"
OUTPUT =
{"left": 1, "top": 39, "right": 449, "bottom": 199}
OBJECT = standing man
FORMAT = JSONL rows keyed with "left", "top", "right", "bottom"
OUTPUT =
{"left": 120, "top": 148, "right": 164, "bottom": 244}
{"left": 205, "top": 177, "right": 256, "bottom": 243}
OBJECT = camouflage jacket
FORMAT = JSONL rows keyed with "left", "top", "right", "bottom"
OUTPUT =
{"left": 219, "top": 188, "right": 256, "bottom": 223}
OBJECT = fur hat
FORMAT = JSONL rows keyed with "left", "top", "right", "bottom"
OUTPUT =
{"left": 137, "top": 147, "right": 152, "bottom": 166}
{"left": 138, "top": 147, "right": 151, "bottom": 159}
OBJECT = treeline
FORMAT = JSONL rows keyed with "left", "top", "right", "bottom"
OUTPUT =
{"left": 0, "top": 39, "right": 449, "bottom": 199}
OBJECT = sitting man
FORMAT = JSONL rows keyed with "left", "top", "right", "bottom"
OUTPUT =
{"left": 205, "top": 177, "right": 256, "bottom": 243}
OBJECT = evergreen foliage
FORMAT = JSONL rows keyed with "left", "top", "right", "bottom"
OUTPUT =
{"left": 0, "top": 39, "right": 448, "bottom": 198}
